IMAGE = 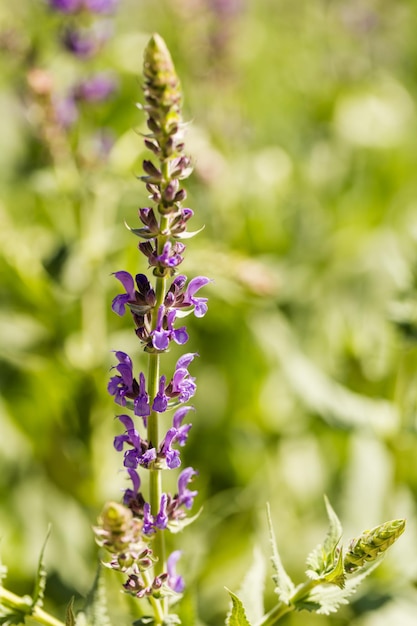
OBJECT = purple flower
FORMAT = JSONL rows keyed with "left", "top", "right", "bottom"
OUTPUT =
{"left": 49, "top": 0, "right": 82, "bottom": 13}
{"left": 111, "top": 271, "right": 155, "bottom": 316}
{"left": 155, "top": 494, "right": 168, "bottom": 529}
{"left": 52, "top": 95, "right": 78, "bottom": 128}
{"left": 123, "top": 468, "right": 140, "bottom": 505}
{"left": 143, "top": 502, "right": 154, "bottom": 535}
{"left": 166, "top": 353, "right": 198, "bottom": 403}
{"left": 160, "top": 428, "right": 181, "bottom": 469}
{"left": 112, "top": 271, "right": 135, "bottom": 315}
{"left": 172, "top": 406, "right": 194, "bottom": 446}
{"left": 151, "top": 306, "right": 188, "bottom": 351}
{"left": 152, "top": 375, "right": 168, "bottom": 413}
{"left": 182, "top": 276, "right": 211, "bottom": 317}
{"left": 62, "top": 21, "right": 112, "bottom": 58}
{"left": 85, "top": 0, "right": 118, "bottom": 13}
{"left": 177, "top": 468, "right": 198, "bottom": 509}
{"left": 49, "top": 0, "right": 118, "bottom": 11}
{"left": 167, "top": 551, "right": 185, "bottom": 593}
{"left": 108, "top": 351, "right": 135, "bottom": 405}
{"left": 139, "top": 241, "right": 185, "bottom": 270}
{"left": 74, "top": 72, "right": 118, "bottom": 102}
{"left": 114, "top": 414, "right": 146, "bottom": 470}
{"left": 134, "top": 372, "right": 150, "bottom": 419}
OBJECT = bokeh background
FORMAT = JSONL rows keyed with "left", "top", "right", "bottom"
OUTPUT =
{"left": 1, "top": 0, "right": 417, "bottom": 624}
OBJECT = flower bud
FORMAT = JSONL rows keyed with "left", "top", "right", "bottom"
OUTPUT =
{"left": 344, "top": 519, "right": 406, "bottom": 573}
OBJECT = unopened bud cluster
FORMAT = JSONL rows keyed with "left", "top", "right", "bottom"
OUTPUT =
{"left": 344, "top": 519, "right": 406, "bottom": 573}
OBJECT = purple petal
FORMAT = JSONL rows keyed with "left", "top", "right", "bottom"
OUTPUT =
{"left": 114, "top": 434, "right": 129, "bottom": 451}
{"left": 117, "top": 414, "right": 135, "bottom": 431}
{"left": 173, "top": 326, "right": 189, "bottom": 344}
{"left": 172, "top": 406, "right": 194, "bottom": 428}
{"left": 113, "top": 271, "right": 135, "bottom": 295}
{"left": 152, "top": 329, "right": 170, "bottom": 351}
{"left": 175, "top": 352, "right": 198, "bottom": 370}
{"left": 167, "top": 551, "right": 185, "bottom": 593}
{"left": 193, "top": 301, "right": 208, "bottom": 318}
{"left": 185, "top": 276, "right": 211, "bottom": 298}
{"left": 111, "top": 293, "right": 130, "bottom": 316}
{"left": 127, "top": 468, "right": 140, "bottom": 494}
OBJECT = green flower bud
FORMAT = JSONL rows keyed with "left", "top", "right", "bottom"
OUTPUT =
{"left": 143, "top": 34, "right": 183, "bottom": 160}
{"left": 344, "top": 519, "right": 406, "bottom": 573}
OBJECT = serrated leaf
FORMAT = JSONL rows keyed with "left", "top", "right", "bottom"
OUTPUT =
{"left": 266, "top": 504, "right": 295, "bottom": 604}
{"left": 82, "top": 565, "right": 111, "bottom": 626}
{"left": 237, "top": 547, "right": 265, "bottom": 624}
{"left": 0, "top": 612, "right": 26, "bottom": 625}
{"left": 65, "top": 598, "right": 76, "bottom": 626}
{"left": 295, "top": 562, "right": 378, "bottom": 615}
{"left": 32, "top": 525, "right": 51, "bottom": 611}
{"left": 306, "top": 497, "right": 343, "bottom": 580}
{"left": 225, "top": 589, "right": 252, "bottom": 626}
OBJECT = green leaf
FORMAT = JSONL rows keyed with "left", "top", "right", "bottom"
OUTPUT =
{"left": 225, "top": 589, "right": 252, "bottom": 626}
{"left": 82, "top": 565, "right": 111, "bottom": 626}
{"left": 0, "top": 612, "right": 26, "bottom": 625}
{"left": 132, "top": 618, "right": 155, "bottom": 625}
{"left": 167, "top": 508, "right": 203, "bottom": 533}
{"left": 294, "top": 562, "right": 378, "bottom": 615}
{"left": 65, "top": 598, "right": 76, "bottom": 626}
{"left": 31, "top": 525, "right": 51, "bottom": 611}
{"left": 306, "top": 497, "right": 344, "bottom": 583}
{"left": 266, "top": 504, "right": 295, "bottom": 604}
{"left": 237, "top": 547, "right": 265, "bottom": 624}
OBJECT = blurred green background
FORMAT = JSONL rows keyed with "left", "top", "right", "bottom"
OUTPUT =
{"left": 1, "top": 0, "right": 417, "bottom": 624}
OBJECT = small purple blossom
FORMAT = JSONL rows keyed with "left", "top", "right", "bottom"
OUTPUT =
{"left": 155, "top": 494, "right": 168, "bottom": 529}
{"left": 143, "top": 502, "right": 154, "bottom": 535}
{"left": 85, "top": 0, "right": 118, "bottom": 13}
{"left": 49, "top": 0, "right": 82, "bottom": 13}
{"left": 166, "top": 353, "right": 198, "bottom": 403}
{"left": 151, "top": 306, "right": 188, "bottom": 351}
{"left": 139, "top": 241, "right": 185, "bottom": 270}
{"left": 177, "top": 468, "right": 198, "bottom": 509}
{"left": 52, "top": 94, "right": 78, "bottom": 128}
{"left": 123, "top": 468, "right": 140, "bottom": 505}
{"left": 74, "top": 72, "right": 118, "bottom": 102}
{"left": 134, "top": 372, "right": 151, "bottom": 419}
{"left": 167, "top": 551, "right": 185, "bottom": 593}
{"left": 182, "top": 276, "right": 211, "bottom": 317}
{"left": 111, "top": 271, "right": 155, "bottom": 317}
{"left": 62, "top": 21, "right": 112, "bottom": 58}
{"left": 152, "top": 375, "right": 168, "bottom": 413}
{"left": 114, "top": 414, "right": 155, "bottom": 471}
{"left": 49, "top": 0, "right": 118, "bottom": 11}
{"left": 108, "top": 351, "right": 135, "bottom": 406}
{"left": 172, "top": 406, "right": 194, "bottom": 446}
{"left": 160, "top": 428, "right": 181, "bottom": 469}
{"left": 112, "top": 271, "right": 136, "bottom": 315}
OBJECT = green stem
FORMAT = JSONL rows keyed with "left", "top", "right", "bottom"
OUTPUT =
{"left": 255, "top": 579, "right": 323, "bottom": 625}
{"left": 146, "top": 227, "right": 170, "bottom": 622}
{"left": 0, "top": 588, "right": 65, "bottom": 626}
{"left": 255, "top": 602, "right": 293, "bottom": 626}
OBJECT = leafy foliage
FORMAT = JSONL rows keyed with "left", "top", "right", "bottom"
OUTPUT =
{"left": 225, "top": 590, "right": 252, "bottom": 626}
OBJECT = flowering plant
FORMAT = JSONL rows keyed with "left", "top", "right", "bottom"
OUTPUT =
{"left": 0, "top": 28, "right": 407, "bottom": 626}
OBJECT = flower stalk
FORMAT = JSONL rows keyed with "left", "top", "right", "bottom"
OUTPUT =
{"left": 95, "top": 33, "right": 210, "bottom": 624}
